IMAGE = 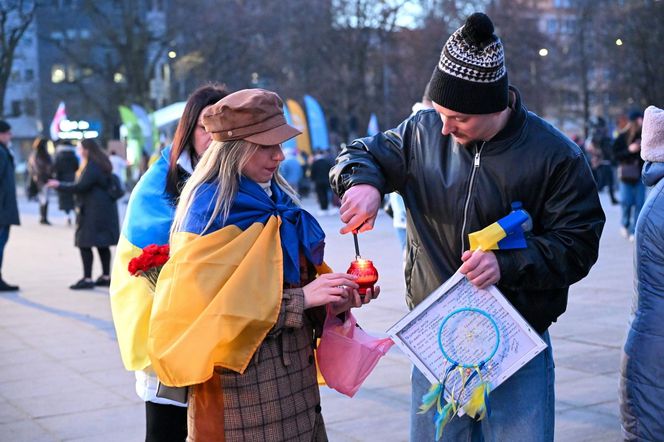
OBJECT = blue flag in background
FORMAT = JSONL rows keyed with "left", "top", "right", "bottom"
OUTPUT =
{"left": 303, "top": 95, "right": 329, "bottom": 150}
{"left": 282, "top": 105, "right": 297, "bottom": 151}
{"left": 367, "top": 113, "right": 379, "bottom": 136}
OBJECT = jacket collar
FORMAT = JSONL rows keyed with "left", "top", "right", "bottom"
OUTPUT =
{"left": 0, "top": 142, "right": 15, "bottom": 162}
{"left": 480, "top": 86, "right": 529, "bottom": 155}
{"left": 176, "top": 149, "right": 194, "bottom": 174}
{"left": 643, "top": 162, "right": 664, "bottom": 187}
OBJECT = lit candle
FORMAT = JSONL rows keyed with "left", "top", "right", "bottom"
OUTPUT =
{"left": 347, "top": 259, "right": 379, "bottom": 297}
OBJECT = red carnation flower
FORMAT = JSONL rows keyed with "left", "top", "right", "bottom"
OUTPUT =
{"left": 127, "top": 243, "right": 170, "bottom": 290}
{"left": 144, "top": 244, "right": 160, "bottom": 255}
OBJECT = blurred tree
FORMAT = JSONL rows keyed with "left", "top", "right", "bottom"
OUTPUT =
{"left": 488, "top": 0, "right": 555, "bottom": 117}
{"left": 0, "top": 0, "right": 37, "bottom": 118}
{"left": 600, "top": 0, "right": 664, "bottom": 110}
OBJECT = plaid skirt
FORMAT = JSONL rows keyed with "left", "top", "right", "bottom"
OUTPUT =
{"left": 188, "top": 287, "right": 328, "bottom": 442}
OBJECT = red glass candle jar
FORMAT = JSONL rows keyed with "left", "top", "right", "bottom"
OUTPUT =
{"left": 346, "top": 259, "right": 379, "bottom": 297}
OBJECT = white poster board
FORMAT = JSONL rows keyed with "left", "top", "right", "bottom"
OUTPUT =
{"left": 387, "top": 272, "right": 546, "bottom": 404}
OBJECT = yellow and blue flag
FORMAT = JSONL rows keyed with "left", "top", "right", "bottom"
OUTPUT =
{"left": 148, "top": 178, "right": 325, "bottom": 387}
{"left": 110, "top": 146, "right": 175, "bottom": 371}
{"left": 468, "top": 202, "right": 531, "bottom": 251}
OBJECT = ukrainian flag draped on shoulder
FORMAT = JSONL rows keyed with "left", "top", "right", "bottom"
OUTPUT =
{"left": 110, "top": 146, "right": 174, "bottom": 371}
{"left": 148, "top": 178, "right": 325, "bottom": 387}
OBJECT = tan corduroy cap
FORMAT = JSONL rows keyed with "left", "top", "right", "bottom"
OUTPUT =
{"left": 202, "top": 88, "right": 301, "bottom": 145}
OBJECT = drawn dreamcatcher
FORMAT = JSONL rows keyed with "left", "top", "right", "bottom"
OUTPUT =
{"left": 419, "top": 307, "right": 500, "bottom": 440}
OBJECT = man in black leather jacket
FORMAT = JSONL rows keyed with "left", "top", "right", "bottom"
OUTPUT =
{"left": 330, "top": 12, "right": 605, "bottom": 442}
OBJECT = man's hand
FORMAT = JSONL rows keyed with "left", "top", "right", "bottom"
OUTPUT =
{"left": 459, "top": 249, "right": 501, "bottom": 289}
{"left": 338, "top": 184, "right": 381, "bottom": 234}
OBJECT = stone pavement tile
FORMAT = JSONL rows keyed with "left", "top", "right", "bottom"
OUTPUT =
{"left": 554, "top": 408, "right": 621, "bottom": 442}
{"left": 0, "top": 398, "right": 28, "bottom": 424}
{"left": 550, "top": 320, "right": 625, "bottom": 344}
{"left": 37, "top": 336, "right": 117, "bottom": 361}
{"left": 69, "top": 427, "right": 146, "bottom": 442}
{"left": 36, "top": 403, "right": 144, "bottom": 440}
{"left": 550, "top": 339, "right": 607, "bottom": 361}
{"left": 586, "top": 400, "right": 620, "bottom": 420}
{"left": 10, "top": 386, "right": 128, "bottom": 419}
{"left": 325, "top": 410, "right": 409, "bottom": 442}
{"left": 0, "top": 370, "right": 101, "bottom": 401}
{"left": 0, "top": 327, "right": 27, "bottom": 352}
{"left": 554, "top": 366, "right": 594, "bottom": 384}
{"left": 321, "top": 357, "right": 413, "bottom": 424}
{"left": 0, "top": 348, "right": 57, "bottom": 368}
{"left": 574, "top": 327, "right": 628, "bottom": 349}
{"left": 5, "top": 314, "right": 82, "bottom": 336}
{"left": 0, "top": 418, "right": 57, "bottom": 442}
{"left": 325, "top": 427, "right": 364, "bottom": 442}
{"left": 554, "top": 348, "right": 621, "bottom": 375}
{"left": 61, "top": 351, "right": 126, "bottom": 375}
{"left": 0, "top": 362, "right": 72, "bottom": 385}
{"left": 84, "top": 367, "right": 136, "bottom": 390}
{"left": 353, "top": 307, "right": 410, "bottom": 335}
{"left": 556, "top": 373, "right": 619, "bottom": 409}
{"left": 91, "top": 377, "right": 141, "bottom": 403}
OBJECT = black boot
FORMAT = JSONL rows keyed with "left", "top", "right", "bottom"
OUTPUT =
{"left": 0, "top": 274, "right": 19, "bottom": 291}
{"left": 39, "top": 203, "right": 51, "bottom": 225}
{"left": 609, "top": 191, "right": 619, "bottom": 205}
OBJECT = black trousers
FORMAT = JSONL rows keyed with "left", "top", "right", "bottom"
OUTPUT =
{"left": 145, "top": 401, "right": 187, "bottom": 442}
{"left": 0, "top": 225, "right": 9, "bottom": 270}
{"left": 314, "top": 183, "right": 330, "bottom": 210}
{"left": 79, "top": 246, "right": 111, "bottom": 278}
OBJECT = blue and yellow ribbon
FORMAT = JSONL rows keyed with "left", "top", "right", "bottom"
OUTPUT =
{"left": 468, "top": 202, "right": 531, "bottom": 251}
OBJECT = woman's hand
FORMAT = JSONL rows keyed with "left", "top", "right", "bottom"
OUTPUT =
{"left": 328, "top": 285, "right": 381, "bottom": 316}
{"left": 46, "top": 179, "right": 60, "bottom": 188}
{"left": 302, "top": 273, "right": 359, "bottom": 309}
{"left": 628, "top": 141, "right": 641, "bottom": 153}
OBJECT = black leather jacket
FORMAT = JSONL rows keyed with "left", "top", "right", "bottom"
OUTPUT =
{"left": 330, "top": 88, "right": 605, "bottom": 333}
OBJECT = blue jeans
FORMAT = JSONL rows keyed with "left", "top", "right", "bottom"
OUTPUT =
{"left": 0, "top": 225, "right": 9, "bottom": 270}
{"left": 410, "top": 332, "right": 554, "bottom": 442}
{"left": 619, "top": 181, "right": 645, "bottom": 234}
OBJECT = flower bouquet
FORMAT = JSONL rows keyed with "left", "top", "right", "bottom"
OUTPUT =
{"left": 128, "top": 244, "right": 170, "bottom": 290}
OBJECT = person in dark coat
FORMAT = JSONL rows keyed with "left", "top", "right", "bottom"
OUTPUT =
{"left": 47, "top": 138, "right": 119, "bottom": 289}
{"left": 330, "top": 12, "right": 604, "bottom": 441}
{"left": 0, "top": 120, "right": 20, "bottom": 291}
{"left": 27, "top": 137, "right": 54, "bottom": 225}
{"left": 620, "top": 105, "right": 664, "bottom": 441}
{"left": 53, "top": 139, "right": 79, "bottom": 225}
{"left": 309, "top": 149, "right": 335, "bottom": 215}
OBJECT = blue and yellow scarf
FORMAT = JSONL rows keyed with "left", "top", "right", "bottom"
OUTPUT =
{"left": 148, "top": 177, "right": 325, "bottom": 387}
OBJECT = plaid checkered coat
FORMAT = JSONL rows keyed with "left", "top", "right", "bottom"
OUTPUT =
{"left": 188, "top": 260, "right": 328, "bottom": 442}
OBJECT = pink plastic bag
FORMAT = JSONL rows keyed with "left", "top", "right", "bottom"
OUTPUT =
{"left": 317, "top": 307, "right": 394, "bottom": 397}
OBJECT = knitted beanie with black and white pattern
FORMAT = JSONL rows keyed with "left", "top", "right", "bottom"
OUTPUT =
{"left": 428, "top": 12, "right": 508, "bottom": 115}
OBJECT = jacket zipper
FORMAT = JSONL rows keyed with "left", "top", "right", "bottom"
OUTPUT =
{"left": 460, "top": 141, "right": 486, "bottom": 256}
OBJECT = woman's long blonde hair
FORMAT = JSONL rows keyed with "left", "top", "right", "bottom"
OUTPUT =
{"left": 171, "top": 139, "right": 300, "bottom": 236}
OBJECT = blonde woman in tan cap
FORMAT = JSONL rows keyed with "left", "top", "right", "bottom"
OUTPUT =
{"left": 148, "top": 88, "right": 378, "bottom": 441}
{"left": 620, "top": 105, "right": 664, "bottom": 441}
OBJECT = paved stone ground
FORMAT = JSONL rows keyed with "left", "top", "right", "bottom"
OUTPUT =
{"left": 0, "top": 190, "right": 629, "bottom": 441}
